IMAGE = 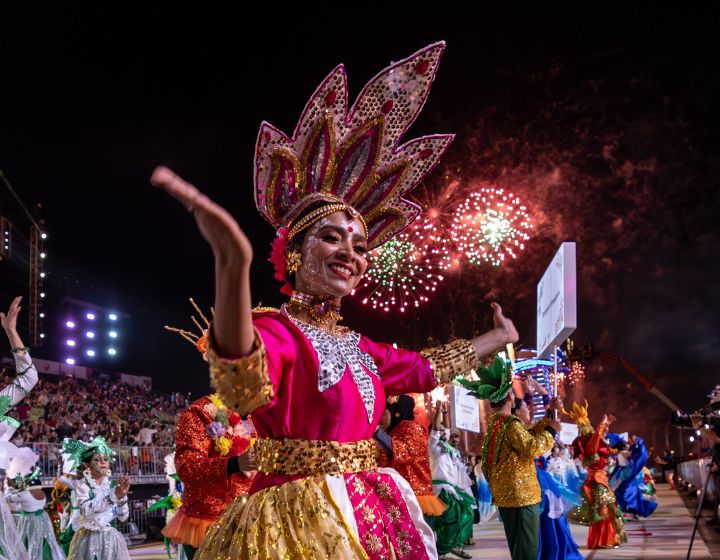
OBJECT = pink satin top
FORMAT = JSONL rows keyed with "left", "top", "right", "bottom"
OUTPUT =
{"left": 249, "top": 310, "right": 436, "bottom": 493}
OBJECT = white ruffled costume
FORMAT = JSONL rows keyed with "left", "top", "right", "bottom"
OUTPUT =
{"left": 6, "top": 487, "right": 66, "bottom": 559}
{"left": 67, "top": 471, "right": 130, "bottom": 560}
{"left": 0, "top": 349, "right": 38, "bottom": 560}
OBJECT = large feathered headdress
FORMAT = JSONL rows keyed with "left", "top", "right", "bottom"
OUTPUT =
{"left": 254, "top": 42, "right": 453, "bottom": 250}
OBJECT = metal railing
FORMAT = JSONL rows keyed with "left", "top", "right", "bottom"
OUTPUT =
{"left": 117, "top": 498, "right": 168, "bottom": 545}
{"left": 21, "top": 442, "right": 175, "bottom": 485}
{"left": 677, "top": 458, "right": 717, "bottom": 501}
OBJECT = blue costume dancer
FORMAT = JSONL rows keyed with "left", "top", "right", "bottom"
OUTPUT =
{"left": 609, "top": 435, "right": 657, "bottom": 518}
{"left": 536, "top": 457, "right": 583, "bottom": 560}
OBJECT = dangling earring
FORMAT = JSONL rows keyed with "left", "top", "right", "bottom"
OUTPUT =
{"left": 286, "top": 250, "right": 302, "bottom": 273}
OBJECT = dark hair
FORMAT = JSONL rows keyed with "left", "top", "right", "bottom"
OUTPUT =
{"left": 387, "top": 395, "right": 415, "bottom": 433}
{"left": 510, "top": 397, "right": 524, "bottom": 415}
{"left": 490, "top": 394, "right": 511, "bottom": 409}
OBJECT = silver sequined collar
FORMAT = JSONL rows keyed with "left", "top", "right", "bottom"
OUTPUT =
{"left": 284, "top": 309, "right": 380, "bottom": 423}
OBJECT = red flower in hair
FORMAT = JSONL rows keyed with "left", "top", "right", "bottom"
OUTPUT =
{"left": 228, "top": 412, "right": 241, "bottom": 426}
{"left": 268, "top": 227, "right": 294, "bottom": 295}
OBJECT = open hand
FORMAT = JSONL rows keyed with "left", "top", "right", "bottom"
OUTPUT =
{"left": 114, "top": 476, "right": 130, "bottom": 499}
{"left": 151, "top": 166, "right": 253, "bottom": 267}
{"left": 0, "top": 297, "right": 22, "bottom": 333}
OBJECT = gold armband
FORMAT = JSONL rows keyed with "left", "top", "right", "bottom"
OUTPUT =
{"left": 207, "top": 328, "right": 274, "bottom": 416}
{"left": 420, "top": 338, "right": 478, "bottom": 385}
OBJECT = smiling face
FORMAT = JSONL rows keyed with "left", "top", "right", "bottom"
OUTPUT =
{"left": 294, "top": 211, "right": 369, "bottom": 299}
{"left": 515, "top": 401, "right": 531, "bottom": 426}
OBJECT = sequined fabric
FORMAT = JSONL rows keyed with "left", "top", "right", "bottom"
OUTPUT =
{"left": 0, "top": 493, "right": 25, "bottom": 559}
{"left": 203, "top": 310, "right": 437, "bottom": 557}
{"left": 241, "top": 311, "right": 435, "bottom": 498}
{"left": 68, "top": 527, "right": 130, "bottom": 560}
{"left": 196, "top": 476, "right": 368, "bottom": 560}
{"left": 16, "top": 506, "right": 66, "bottom": 560}
{"left": 254, "top": 43, "right": 453, "bottom": 249}
{"left": 346, "top": 471, "right": 427, "bottom": 559}
{"left": 255, "top": 437, "right": 377, "bottom": 476}
{"left": 571, "top": 420, "right": 626, "bottom": 548}
{"left": 207, "top": 328, "right": 273, "bottom": 416}
{"left": 288, "top": 314, "right": 379, "bottom": 422}
{"left": 383, "top": 420, "right": 433, "bottom": 496}
{"left": 420, "top": 338, "right": 477, "bottom": 385}
{"left": 481, "top": 414, "right": 554, "bottom": 507}
{"left": 168, "top": 396, "right": 254, "bottom": 547}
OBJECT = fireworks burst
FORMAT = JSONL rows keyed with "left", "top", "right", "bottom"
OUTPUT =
{"left": 450, "top": 188, "right": 533, "bottom": 267}
{"left": 566, "top": 362, "right": 586, "bottom": 386}
{"left": 353, "top": 216, "right": 448, "bottom": 312}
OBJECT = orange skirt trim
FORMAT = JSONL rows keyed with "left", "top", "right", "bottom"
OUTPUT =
{"left": 416, "top": 493, "right": 447, "bottom": 516}
{"left": 162, "top": 509, "right": 217, "bottom": 548}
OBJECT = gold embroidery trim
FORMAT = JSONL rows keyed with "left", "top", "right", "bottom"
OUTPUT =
{"left": 421, "top": 338, "right": 478, "bottom": 385}
{"left": 255, "top": 437, "right": 378, "bottom": 476}
{"left": 207, "top": 328, "right": 274, "bottom": 416}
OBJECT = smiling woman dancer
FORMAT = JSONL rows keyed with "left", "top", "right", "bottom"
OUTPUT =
{"left": 152, "top": 42, "right": 518, "bottom": 560}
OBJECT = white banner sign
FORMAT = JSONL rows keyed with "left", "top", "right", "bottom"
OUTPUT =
{"left": 450, "top": 384, "right": 481, "bottom": 433}
{"left": 537, "top": 242, "right": 577, "bottom": 357}
{"left": 559, "top": 422, "right": 579, "bottom": 445}
{"left": 33, "top": 358, "right": 60, "bottom": 375}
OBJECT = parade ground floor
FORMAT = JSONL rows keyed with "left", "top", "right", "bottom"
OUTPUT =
{"left": 127, "top": 485, "right": 716, "bottom": 559}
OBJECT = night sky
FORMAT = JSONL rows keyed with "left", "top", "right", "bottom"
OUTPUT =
{"left": 1, "top": 7, "right": 719, "bottom": 449}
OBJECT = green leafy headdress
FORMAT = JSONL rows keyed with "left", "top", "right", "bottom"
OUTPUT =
{"left": 455, "top": 355, "right": 512, "bottom": 404}
{"left": 61, "top": 436, "right": 115, "bottom": 472}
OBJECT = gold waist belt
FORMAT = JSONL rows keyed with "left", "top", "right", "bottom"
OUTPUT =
{"left": 255, "top": 437, "right": 378, "bottom": 475}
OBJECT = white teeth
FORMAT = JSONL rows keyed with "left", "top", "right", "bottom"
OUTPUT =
{"left": 330, "top": 264, "right": 353, "bottom": 276}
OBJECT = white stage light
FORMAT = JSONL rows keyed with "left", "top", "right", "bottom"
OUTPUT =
{"left": 86, "top": 331, "right": 95, "bottom": 339}
{"left": 109, "top": 331, "right": 117, "bottom": 338}
{"left": 86, "top": 313, "right": 95, "bottom": 320}
{"left": 86, "top": 350, "right": 96, "bottom": 357}
{"left": 66, "top": 321, "right": 75, "bottom": 328}
{"left": 66, "top": 358, "right": 75, "bottom": 365}
{"left": 108, "top": 348, "right": 116, "bottom": 356}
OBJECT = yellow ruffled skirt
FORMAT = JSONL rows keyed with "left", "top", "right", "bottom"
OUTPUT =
{"left": 197, "top": 476, "right": 369, "bottom": 559}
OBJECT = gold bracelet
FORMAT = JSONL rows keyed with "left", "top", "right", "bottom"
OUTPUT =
{"left": 420, "top": 338, "right": 478, "bottom": 385}
{"left": 206, "top": 328, "right": 274, "bottom": 416}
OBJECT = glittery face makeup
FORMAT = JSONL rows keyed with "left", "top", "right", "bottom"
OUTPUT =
{"left": 294, "top": 211, "right": 368, "bottom": 298}
{"left": 89, "top": 454, "right": 110, "bottom": 477}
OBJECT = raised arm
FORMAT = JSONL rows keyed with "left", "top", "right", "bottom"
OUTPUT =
{"left": 470, "top": 302, "right": 518, "bottom": 359}
{"left": 420, "top": 302, "right": 519, "bottom": 386}
{"left": 1, "top": 296, "right": 38, "bottom": 404}
{"left": 151, "top": 167, "right": 255, "bottom": 357}
{"left": 1, "top": 296, "right": 25, "bottom": 352}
